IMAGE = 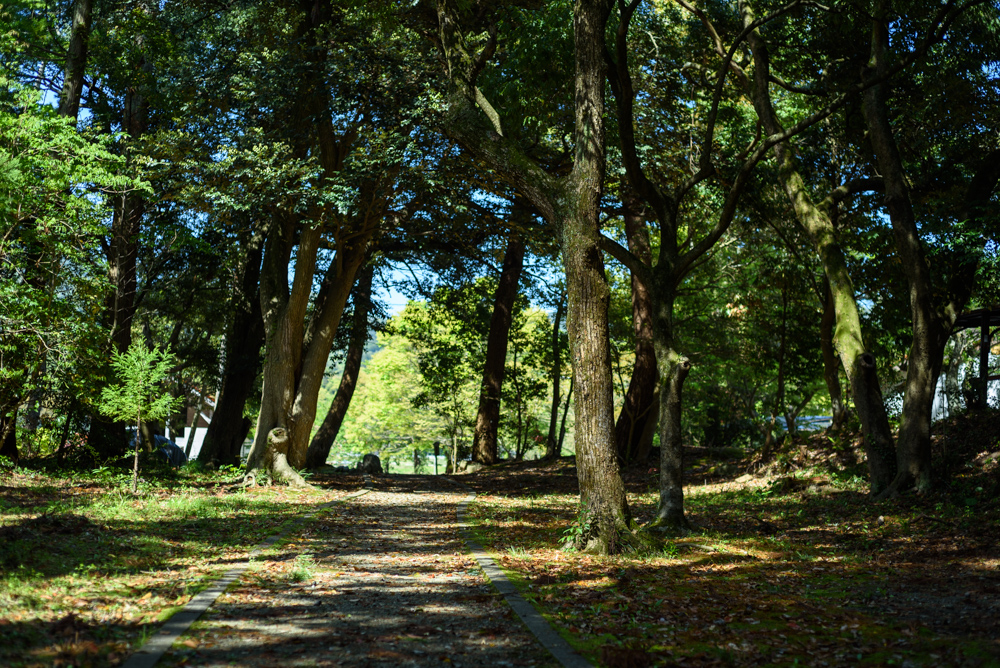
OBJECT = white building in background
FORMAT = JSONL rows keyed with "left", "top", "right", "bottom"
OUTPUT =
{"left": 165, "top": 392, "right": 215, "bottom": 460}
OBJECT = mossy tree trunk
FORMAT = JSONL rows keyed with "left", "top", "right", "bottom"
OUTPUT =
{"left": 743, "top": 7, "right": 898, "bottom": 494}
{"left": 433, "top": 0, "right": 632, "bottom": 553}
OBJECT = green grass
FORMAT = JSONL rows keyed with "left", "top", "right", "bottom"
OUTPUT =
{"left": 0, "top": 465, "right": 339, "bottom": 667}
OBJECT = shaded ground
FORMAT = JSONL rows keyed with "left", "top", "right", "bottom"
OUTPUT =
{"left": 0, "top": 467, "right": 359, "bottom": 666}
{"left": 458, "top": 412, "right": 1000, "bottom": 667}
{"left": 157, "top": 475, "right": 557, "bottom": 668}
{"left": 3, "top": 410, "right": 998, "bottom": 667}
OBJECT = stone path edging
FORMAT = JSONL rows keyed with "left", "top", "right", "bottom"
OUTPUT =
{"left": 447, "top": 478, "right": 594, "bottom": 668}
{"left": 122, "top": 488, "right": 372, "bottom": 668}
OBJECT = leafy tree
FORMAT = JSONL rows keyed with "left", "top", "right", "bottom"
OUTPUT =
{"left": 98, "top": 343, "right": 181, "bottom": 492}
{"left": 0, "top": 73, "right": 139, "bottom": 464}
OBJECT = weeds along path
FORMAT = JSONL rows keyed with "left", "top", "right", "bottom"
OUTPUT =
{"left": 155, "top": 474, "right": 559, "bottom": 668}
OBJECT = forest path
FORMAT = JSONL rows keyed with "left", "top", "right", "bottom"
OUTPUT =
{"left": 155, "top": 474, "right": 560, "bottom": 668}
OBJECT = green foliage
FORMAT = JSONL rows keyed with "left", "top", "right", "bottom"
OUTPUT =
{"left": 99, "top": 343, "right": 181, "bottom": 429}
{"left": 0, "top": 75, "right": 145, "bottom": 438}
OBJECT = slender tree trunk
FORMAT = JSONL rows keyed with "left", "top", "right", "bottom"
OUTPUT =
{"left": 545, "top": 298, "right": 565, "bottom": 459}
{"left": 614, "top": 193, "right": 657, "bottom": 465}
{"left": 305, "top": 262, "right": 374, "bottom": 468}
{"left": 199, "top": 230, "right": 266, "bottom": 465}
{"left": 744, "top": 12, "right": 896, "bottom": 493}
{"left": 862, "top": 9, "right": 949, "bottom": 495}
{"left": 820, "top": 278, "right": 848, "bottom": 431}
{"left": 472, "top": 231, "right": 525, "bottom": 464}
{"left": 58, "top": 0, "right": 94, "bottom": 121}
{"left": 649, "top": 280, "right": 692, "bottom": 532}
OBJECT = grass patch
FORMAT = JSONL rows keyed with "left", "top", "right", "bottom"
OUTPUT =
{"left": 0, "top": 464, "right": 351, "bottom": 667}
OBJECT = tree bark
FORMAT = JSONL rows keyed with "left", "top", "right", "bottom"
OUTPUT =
{"left": 559, "top": 0, "right": 632, "bottom": 554}
{"left": 472, "top": 230, "right": 525, "bottom": 464}
{"left": 58, "top": 0, "right": 94, "bottom": 121}
{"left": 744, "top": 9, "right": 897, "bottom": 494}
{"left": 820, "top": 278, "right": 848, "bottom": 431}
{"left": 432, "top": 0, "right": 630, "bottom": 552}
{"left": 244, "top": 213, "right": 371, "bottom": 482}
{"left": 861, "top": 10, "right": 945, "bottom": 494}
{"left": 614, "top": 193, "right": 658, "bottom": 466}
{"left": 199, "top": 229, "right": 266, "bottom": 465}
{"left": 305, "top": 262, "right": 374, "bottom": 469}
{"left": 654, "top": 352, "right": 690, "bottom": 531}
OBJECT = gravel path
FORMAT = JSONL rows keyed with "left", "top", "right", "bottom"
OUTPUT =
{"left": 156, "top": 475, "right": 560, "bottom": 668}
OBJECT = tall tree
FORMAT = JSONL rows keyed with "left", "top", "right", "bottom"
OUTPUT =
{"left": 427, "top": 0, "right": 633, "bottom": 552}
{"left": 859, "top": 0, "right": 1000, "bottom": 494}
{"left": 305, "top": 261, "right": 375, "bottom": 469}
{"left": 472, "top": 228, "right": 526, "bottom": 464}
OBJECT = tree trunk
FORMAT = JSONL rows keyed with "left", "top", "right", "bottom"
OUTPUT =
{"left": 820, "top": 278, "right": 848, "bottom": 431}
{"left": 0, "top": 411, "right": 18, "bottom": 466}
{"left": 472, "top": 231, "right": 525, "bottom": 464}
{"left": 545, "top": 297, "right": 565, "bottom": 459}
{"left": 244, "top": 214, "right": 371, "bottom": 483}
{"left": 744, "top": 14, "right": 897, "bottom": 494}
{"left": 559, "top": 0, "right": 631, "bottom": 554}
{"left": 862, "top": 10, "right": 950, "bottom": 495}
{"left": 199, "top": 230, "right": 266, "bottom": 465}
{"left": 58, "top": 0, "right": 94, "bottom": 121}
{"left": 305, "top": 262, "right": 374, "bottom": 469}
{"left": 614, "top": 194, "right": 658, "bottom": 466}
{"left": 433, "top": 0, "right": 629, "bottom": 551}
{"left": 558, "top": 373, "right": 573, "bottom": 455}
{"left": 648, "top": 280, "right": 692, "bottom": 533}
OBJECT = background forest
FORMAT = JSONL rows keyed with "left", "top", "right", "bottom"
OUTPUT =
{"left": 2, "top": 0, "right": 999, "bottom": 548}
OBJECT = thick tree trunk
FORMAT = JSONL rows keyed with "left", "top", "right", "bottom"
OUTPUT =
{"left": 58, "top": 0, "right": 94, "bottom": 121}
{"left": 745, "top": 16, "right": 897, "bottom": 494}
{"left": 433, "top": 0, "right": 629, "bottom": 551}
{"left": 472, "top": 231, "right": 525, "bottom": 464}
{"left": 614, "top": 195, "right": 658, "bottom": 466}
{"left": 560, "top": 0, "right": 631, "bottom": 554}
{"left": 655, "top": 355, "right": 691, "bottom": 531}
{"left": 245, "top": 215, "right": 371, "bottom": 483}
{"left": 305, "top": 262, "right": 374, "bottom": 469}
{"left": 545, "top": 298, "right": 565, "bottom": 459}
{"left": 199, "top": 232, "right": 266, "bottom": 465}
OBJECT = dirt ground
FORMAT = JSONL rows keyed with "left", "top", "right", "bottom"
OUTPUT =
{"left": 157, "top": 474, "right": 560, "bottom": 668}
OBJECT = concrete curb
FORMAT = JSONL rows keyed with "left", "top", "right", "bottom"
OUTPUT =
{"left": 447, "top": 478, "right": 594, "bottom": 668}
{"left": 121, "top": 488, "right": 371, "bottom": 668}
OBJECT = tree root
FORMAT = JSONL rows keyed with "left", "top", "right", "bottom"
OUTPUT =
{"left": 244, "top": 428, "right": 313, "bottom": 489}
